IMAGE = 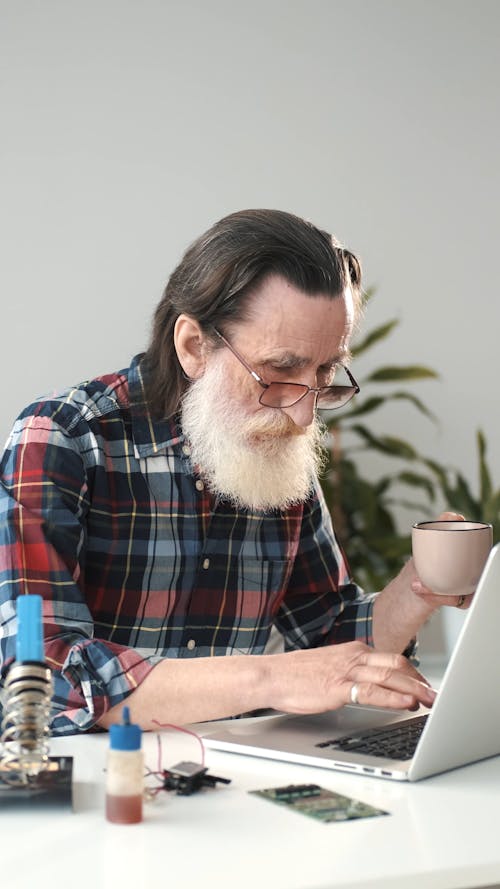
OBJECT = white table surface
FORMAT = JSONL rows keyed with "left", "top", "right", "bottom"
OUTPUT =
{"left": 2, "top": 730, "right": 500, "bottom": 889}
{"left": 2, "top": 662, "right": 500, "bottom": 889}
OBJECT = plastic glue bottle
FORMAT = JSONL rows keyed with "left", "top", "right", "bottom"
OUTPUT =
{"left": 105, "top": 705, "right": 144, "bottom": 824}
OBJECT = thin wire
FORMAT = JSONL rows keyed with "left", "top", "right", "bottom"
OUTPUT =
{"left": 143, "top": 722, "right": 207, "bottom": 799}
{"left": 151, "top": 720, "right": 206, "bottom": 766}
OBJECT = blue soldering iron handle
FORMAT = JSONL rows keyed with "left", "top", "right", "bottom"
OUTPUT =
{"left": 16, "top": 594, "right": 44, "bottom": 662}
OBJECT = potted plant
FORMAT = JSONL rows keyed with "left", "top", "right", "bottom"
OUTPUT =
{"left": 321, "top": 289, "right": 441, "bottom": 589}
{"left": 321, "top": 290, "right": 499, "bottom": 656}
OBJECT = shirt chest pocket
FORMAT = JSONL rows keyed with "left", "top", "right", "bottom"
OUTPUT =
{"left": 236, "top": 556, "right": 291, "bottom": 619}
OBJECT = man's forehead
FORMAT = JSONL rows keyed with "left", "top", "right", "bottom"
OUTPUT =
{"left": 233, "top": 283, "right": 353, "bottom": 363}
{"left": 243, "top": 277, "right": 353, "bottom": 326}
{"left": 258, "top": 342, "right": 350, "bottom": 367}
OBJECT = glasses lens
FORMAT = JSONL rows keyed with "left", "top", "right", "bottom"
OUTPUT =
{"left": 259, "top": 383, "right": 310, "bottom": 408}
{"left": 316, "top": 386, "right": 357, "bottom": 409}
{"left": 317, "top": 364, "right": 358, "bottom": 410}
{"left": 258, "top": 367, "right": 358, "bottom": 410}
{"left": 260, "top": 382, "right": 357, "bottom": 409}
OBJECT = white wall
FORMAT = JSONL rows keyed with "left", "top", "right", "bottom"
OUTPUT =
{"left": 2, "top": 0, "right": 500, "bottom": 497}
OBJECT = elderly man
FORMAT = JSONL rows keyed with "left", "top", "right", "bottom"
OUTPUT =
{"left": 0, "top": 209, "right": 459, "bottom": 735}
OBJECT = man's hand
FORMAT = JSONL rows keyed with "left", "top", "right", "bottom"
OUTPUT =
{"left": 372, "top": 511, "right": 468, "bottom": 655}
{"left": 98, "top": 638, "right": 436, "bottom": 731}
{"left": 264, "top": 641, "right": 436, "bottom": 715}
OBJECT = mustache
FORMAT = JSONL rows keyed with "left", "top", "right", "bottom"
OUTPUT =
{"left": 243, "top": 409, "right": 311, "bottom": 439}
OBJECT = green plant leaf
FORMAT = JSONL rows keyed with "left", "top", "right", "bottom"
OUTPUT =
{"left": 451, "top": 473, "right": 481, "bottom": 518}
{"left": 424, "top": 458, "right": 452, "bottom": 493}
{"left": 483, "top": 490, "right": 500, "bottom": 535}
{"left": 351, "top": 320, "right": 399, "bottom": 358}
{"left": 370, "top": 534, "right": 412, "bottom": 560}
{"left": 333, "top": 395, "right": 386, "bottom": 420}
{"left": 389, "top": 392, "right": 437, "bottom": 422}
{"left": 385, "top": 497, "right": 435, "bottom": 516}
{"left": 436, "top": 471, "right": 480, "bottom": 518}
{"left": 394, "top": 471, "right": 437, "bottom": 501}
{"left": 364, "top": 365, "right": 439, "bottom": 383}
{"left": 333, "top": 391, "right": 437, "bottom": 423}
{"left": 350, "top": 424, "right": 419, "bottom": 459}
{"left": 334, "top": 392, "right": 437, "bottom": 429}
{"left": 477, "top": 429, "right": 493, "bottom": 505}
{"left": 374, "top": 476, "right": 393, "bottom": 496}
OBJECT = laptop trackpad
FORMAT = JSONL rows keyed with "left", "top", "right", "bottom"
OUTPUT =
{"left": 205, "top": 705, "right": 411, "bottom": 745}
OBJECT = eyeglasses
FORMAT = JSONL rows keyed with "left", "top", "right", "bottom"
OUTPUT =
{"left": 212, "top": 328, "right": 360, "bottom": 410}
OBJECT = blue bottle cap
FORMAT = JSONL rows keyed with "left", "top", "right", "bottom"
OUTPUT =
{"left": 16, "top": 594, "right": 44, "bottom": 662}
{"left": 109, "top": 706, "right": 142, "bottom": 750}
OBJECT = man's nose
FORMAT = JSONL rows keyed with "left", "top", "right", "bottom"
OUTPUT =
{"left": 281, "top": 390, "right": 317, "bottom": 428}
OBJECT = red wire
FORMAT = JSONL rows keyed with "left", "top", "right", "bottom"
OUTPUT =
{"left": 151, "top": 720, "right": 206, "bottom": 767}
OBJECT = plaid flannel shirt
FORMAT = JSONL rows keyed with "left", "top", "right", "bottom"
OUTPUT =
{"left": 0, "top": 354, "right": 376, "bottom": 734}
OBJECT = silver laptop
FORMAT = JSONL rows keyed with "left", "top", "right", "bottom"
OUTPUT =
{"left": 204, "top": 542, "right": 500, "bottom": 781}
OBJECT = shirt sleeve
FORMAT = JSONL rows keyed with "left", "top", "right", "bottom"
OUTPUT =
{"left": 275, "top": 481, "right": 377, "bottom": 650}
{"left": 0, "top": 409, "right": 158, "bottom": 735}
{"left": 276, "top": 482, "right": 418, "bottom": 662}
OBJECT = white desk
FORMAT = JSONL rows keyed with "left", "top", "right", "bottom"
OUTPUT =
{"left": 2, "top": 719, "right": 500, "bottom": 889}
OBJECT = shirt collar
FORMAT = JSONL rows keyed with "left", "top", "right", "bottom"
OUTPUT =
{"left": 128, "top": 353, "right": 185, "bottom": 457}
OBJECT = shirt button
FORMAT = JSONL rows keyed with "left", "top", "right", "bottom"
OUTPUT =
{"left": 195, "top": 479, "right": 204, "bottom": 491}
{"left": 187, "top": 639, "right": 196, "bottom": 651}
{"left": 182, "top": 444, "right": 191, "bottom": 456}
{"left": 202, "top": 558, "right": 210, "bottom": 569}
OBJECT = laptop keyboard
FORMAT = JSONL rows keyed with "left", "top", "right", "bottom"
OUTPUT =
{"left": 315, "top": 714, "right": 429, "bottom": 761}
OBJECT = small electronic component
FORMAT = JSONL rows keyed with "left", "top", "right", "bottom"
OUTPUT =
{"left": 161, "top": 761, "right": 231, "bottom": 795}
{"left": 250, "top": 784, "right": 389, "bottom": 823}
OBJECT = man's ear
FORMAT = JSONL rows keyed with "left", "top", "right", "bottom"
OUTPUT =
{"left": 174, "top": 314, "right": 209, "bottom": 379}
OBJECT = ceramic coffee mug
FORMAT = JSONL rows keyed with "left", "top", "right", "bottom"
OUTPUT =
{"left": 411, "top": 520, "right": 493, "bottom": 597}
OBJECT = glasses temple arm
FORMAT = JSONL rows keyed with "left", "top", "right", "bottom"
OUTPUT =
{"left": 212, "top": 328, "right": 267, "bottom": 386}
{"left": 341, "top": 363, "right": 360, "bottom": 392}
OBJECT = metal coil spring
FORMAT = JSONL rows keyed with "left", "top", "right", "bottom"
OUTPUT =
{"left": 0, "top": 662, "right": 53, "bottom": 785}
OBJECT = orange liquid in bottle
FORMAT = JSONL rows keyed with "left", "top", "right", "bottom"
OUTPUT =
{"left": 106, "top": 793, "right": 143, "bottom": 824}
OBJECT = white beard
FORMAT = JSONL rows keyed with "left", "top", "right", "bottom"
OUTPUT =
{"left": 180, "top": 356, "right": 325, "bottom": 512}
